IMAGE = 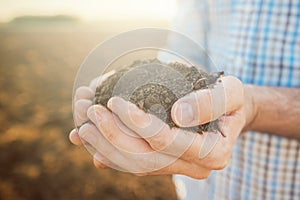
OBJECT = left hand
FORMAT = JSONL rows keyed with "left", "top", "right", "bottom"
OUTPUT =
{"left": 70, "top": 76, "right": 253, "bottom": 179}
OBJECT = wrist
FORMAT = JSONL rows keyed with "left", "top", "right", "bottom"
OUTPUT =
{"left": 242, "top": 84, "right": 259, "bottom": 131}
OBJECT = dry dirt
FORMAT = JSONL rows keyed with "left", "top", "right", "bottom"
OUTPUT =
{"left": 94, "top": 59, "right": 221, "bottom": 133}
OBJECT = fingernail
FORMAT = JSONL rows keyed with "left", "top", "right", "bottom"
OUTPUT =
{"left": 107, "top": 97, "right": 116, "bottom": 110}
{"left": 173, "top": 102, "right": 194, "bottom": 126}
{"left": 129, "top": 104, "right": 144, "bottom": 116}
{"left": 107, "top": 97, "right": 122, "bottom": 110}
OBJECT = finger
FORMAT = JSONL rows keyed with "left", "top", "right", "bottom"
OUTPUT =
{"left": 106, "top": 97, "right": 232, "bottom": 171}
{"left": 69, "top": 128, "right": 83, "bottom": 145}
{"left": 93, "top": 151, "right": 128, "bottom": 171}
{"left": 74, "top": 86, "right": 94, "bottom": 102}
{"left": 87, "top": 104, "right": 153, "bottom": 154}
{"left": 79, "top": 123, "right": 161, "bottom": 173}
{"left": 78, "top": 123, "right": 129, "bottom": 171}
{"left": 74, "top": 99, "right": 92, "bottom": 126}
{"left": 90, "top": 150, "right": 129, "bottom": 171}
{"left": 107, "top": 96, "right": 231, "bottom": 169}
{"left": 137, "top": 159, "right": 212, "bottom": 180}
{"left": 107, "top": 97, "right": 206, "bottom": 161}
{"left": 93, "top": 153, "right": 108, "bottom": 169}
{"left": 107, "top": 97, "right": 179, "bottom": 151}
{"left": 87, "top": 104, "right": 203, "bottom": 173}
{"left": 93, "top": 152, "right": 126, "bottom": 170}
{"left": 112, "top": 113, "right": 141, "bottom": 138}
{"left": 198, "top": 130, "right": 221, "bottom": 159}
{"left": 84, "top": 107, "right": 217, "bottom": 174}
{"left": 171, "top": 76, "right": 244, "bottom": 127}
{"left": 73, "top": 71, "right": 116, "bottom": 128}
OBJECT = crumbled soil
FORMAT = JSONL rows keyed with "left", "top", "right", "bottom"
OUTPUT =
{"left": 94, "top": 59, "right": 222, "bottom": 133}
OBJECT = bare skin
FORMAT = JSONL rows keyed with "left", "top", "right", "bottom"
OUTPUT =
{"left": 244, "top": 85, "right": 300, "bottom": 139}
{"left": 69, "top": 74, "right": 300, "bottom": 179}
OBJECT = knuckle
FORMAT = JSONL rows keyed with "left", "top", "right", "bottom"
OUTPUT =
{"left": 128, "top": 107, "right": 151, "bottom": 128}
{"left": 145, "top": 124, "right": 172, "bottom": 151}
{"left": 105, "top": 130, "right": 116, "bottom": 142}
{"left": 149, "top": 135, "right": 169, "bottom": 151}
{"left": 195, "top": 88, "right": 211, "bottom": 103}
{"left": 98, "top": 120, "right": 118, "bottom": 142}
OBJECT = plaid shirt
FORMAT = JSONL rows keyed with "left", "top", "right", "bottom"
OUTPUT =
{"left": 170, "top": 0, "right": 300, "bottom": 199}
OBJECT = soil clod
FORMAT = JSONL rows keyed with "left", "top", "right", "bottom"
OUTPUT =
{"left": 94, "top": 59, "right": 224, "bottom": 135}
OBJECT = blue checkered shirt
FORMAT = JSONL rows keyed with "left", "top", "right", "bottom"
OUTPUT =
{"left": 170, "top": 0, "right": 300, "bottom": 199}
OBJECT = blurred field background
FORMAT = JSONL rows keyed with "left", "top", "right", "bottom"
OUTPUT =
{"left": 0, "top": 1, "right": 178, "bottom": 199}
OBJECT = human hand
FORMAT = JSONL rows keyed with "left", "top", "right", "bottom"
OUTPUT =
{"left": 69, "top": 70, "right": 115, "bottom": 146}
{"left": 171, "top": 75, "right": 256, "bottom": 132}
{"left": 69, "top": 75, "right": 252, "bottom": 179}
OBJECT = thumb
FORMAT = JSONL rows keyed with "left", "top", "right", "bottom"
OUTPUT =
{"left": 171, "top": 76, "right": 243, "bottom": 127}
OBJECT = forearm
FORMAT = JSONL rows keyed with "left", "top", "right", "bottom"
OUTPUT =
{"left": 244, "top": 85, "right": 300, "bottom": 139}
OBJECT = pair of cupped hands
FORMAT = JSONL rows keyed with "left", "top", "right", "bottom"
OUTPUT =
{"left": 69, "top": 70, "right": 252, "bottom": 179}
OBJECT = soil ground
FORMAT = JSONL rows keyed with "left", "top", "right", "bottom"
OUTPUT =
{"left": 0, "top": 27, "right": 177, "bottom": 200}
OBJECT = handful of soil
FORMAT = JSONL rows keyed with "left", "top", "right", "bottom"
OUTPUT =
{"left": 94, "top": 59, "right": 223, "bottom": 134}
